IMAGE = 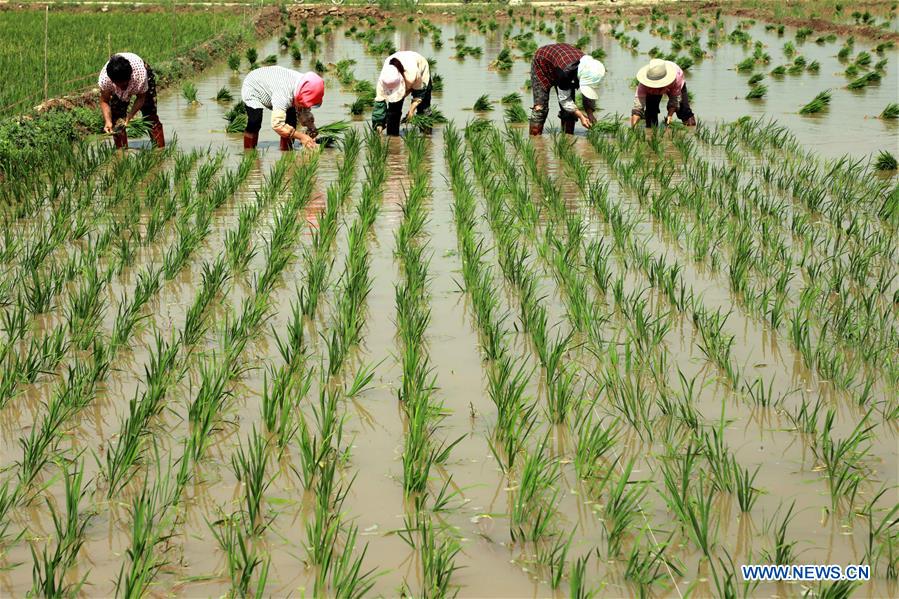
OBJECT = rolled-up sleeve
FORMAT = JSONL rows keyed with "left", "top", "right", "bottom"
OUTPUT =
{"left": 271, "top": 108, "right": 288, "bottom": 130}
{"left": 557, "top": 87, "right": 577, "bottom": 113}
{"left": 631, "top": 88, "right": 647, "bottom": 117}
{"left": 414, "top": 54, "right": 430, "bottom": 90}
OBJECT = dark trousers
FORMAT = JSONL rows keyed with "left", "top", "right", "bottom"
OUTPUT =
{"left": 244, "top": 106, "right": 297, "bottom": 133}
{"left": 386, "top": 83, "right": 432, "bottom": 136}
{"left": 644, "top": 83, "right": 694, "bottom": 128}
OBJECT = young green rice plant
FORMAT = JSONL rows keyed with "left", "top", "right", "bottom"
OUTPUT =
{"left": 490, "top": 47, "right": 514, "bottom": 71}
{"left": 761, "top": 501, "right": 798, "bottom": 565}
{"left": 799, "top": 90, "right": 832, "bottom": 114}
{"left": 574, "top": 415, "right": 619, "bottom": 483}
{"left": 30, "top": 458, "right": 89, "bottom": 598}
{"left": 601, "top": 458, "right": 647, "bottom": 557}
{"left": 230, "top": 427, "right": 272, "bottom": 535}
{"left": 816, "top": 409, "right": 873, "bottom": 510}
{"left": 732, "top": 460, "right": 761, "bottom": 512}
{"left": 245, "top": 47, "right": 258, "bottom": 66}
{"left": 511, "top": 437, "right": 560, "bottom": 542}
{"left": 472, "top": 94, "right": 494, "bottom": 112}
{"left": 228, "top": 53, "right": 241, "bottom": 72}
{"left": 538, "top": 529, "right": 575, "bottom": 589}
{"left": 417, "top": 517, "right": 462, "bottom": 598}
{"left": 624, "top": 535, "right": 682, "bottom": 597}
{"left": 182, "top": 82, "right": 199, "bottom": 104}
{"left": 569, "top": 555, "right": 596, "bottom": 599}
{"left": 209, "top": 514, "right": 268, "bottom": 598}
{"left": 875, "top": 150, "right": 898, "bottom": 171}
{"left": 747, "top": 73, "right": 765, "bottom": 85}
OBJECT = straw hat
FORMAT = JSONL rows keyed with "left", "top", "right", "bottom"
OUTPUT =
{"left": 379, "top": 63, "right": 406, "bottom": 104}
{"left": 577, "top": 56, "right": 606, "bottom": 100}
{"left": 636, "top": 59, "right": 677, "bottom": 88}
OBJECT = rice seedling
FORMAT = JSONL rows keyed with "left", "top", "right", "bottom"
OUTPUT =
{"left": 228, "top": 53, "right": 241, "bottom": 72}
{"left": 746, "top": 84, "right": 767, "bottom": 99}
{"left": 181, "top": 82, "right": 199, "bottom": 104}
{"left": 881, "top": 102, "right": 899, "bottom": 119}
{"left": 799, "top": 90, "right": 831, "bottom": 114}
{"left": 261, "top": 54, "right": 277, "bottom": 66}
{"left": 215, "top": 87, "right": 233, "bottom": 102}
{"left": 316, "top": 120, "right": 352, "bottom": 147}
{"left": 848, "top": 71, "right": 882, "bottom": 89}
{"left": 875, "top": 150, "right": 897, "bottom": 171}
{"left": 472, "top": 94, "right": 494, "bottom": 112}
{"left": 504, "top": 102, "right": 528, "bottom": 123}
{"left": 407, "top": 108, "right": 448, "bottom": 130}
{"left": 501, "top": 92, "right": 522, "bottom": 105}
{"left": 245, "top": 47, "right": 258, "bottom": 66}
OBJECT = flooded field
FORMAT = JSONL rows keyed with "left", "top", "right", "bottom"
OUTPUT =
{"left": 0, "top": 5, "right": 897, "bottom": 599}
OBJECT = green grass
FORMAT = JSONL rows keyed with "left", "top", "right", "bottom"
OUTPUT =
{"left": 0, "top": 8, "right": 249, "bottom": 114}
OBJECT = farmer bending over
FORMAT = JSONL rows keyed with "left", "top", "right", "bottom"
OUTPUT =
{"left": 630, "top": 59, "right": 696, "bottom": 128}
{"left": 241, "top": 66, "right": 324, "bottom": 150}
{"left": 529, "top": 43, "right": 605, "bottom": 136}
{"left": 99, "top": 53, "right": 164, "bottom": 149}
{"left": 372, "top": 51, "right": 432, "bottom": 136}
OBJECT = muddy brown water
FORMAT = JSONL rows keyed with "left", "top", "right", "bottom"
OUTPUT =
{"left": 1, "top": 12, "right": 897, "bottom": 599}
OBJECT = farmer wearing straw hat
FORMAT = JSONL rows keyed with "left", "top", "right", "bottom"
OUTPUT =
{"left": 630, "top": 58, "right": 696, "bottom": 128}
{"left": 240, "top": 66, "right": 324, "bottom": 151}
{"left": 372, "top": 51, "right": 432, "bottom": 136}
{"left": 529, "top": 43, "right": 605, "bottom": 136}
{"left": 98, "top": 52, "right": 164, "bottom": 149}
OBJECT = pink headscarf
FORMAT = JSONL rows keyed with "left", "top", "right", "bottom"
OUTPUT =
{"left": 294, "top": 72, "right": 324, "bottom": 108}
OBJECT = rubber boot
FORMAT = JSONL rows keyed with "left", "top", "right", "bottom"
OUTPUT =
{"left": 279, "top": 136, "right": 294, "bottom": 151}
{"left": 147, "top": 118, "right": 165, "bottom": 148}
{"left": 561, "top": 120, "right": 576, "bottom": 135}
{"left": 528, "top": 122, "right": 544, "bottom": 136}
{"left": 243, "top": 132, "right": 259, "bottom": 150}
{"left": 112, "top": 130, "right": 128, "bottom": 149}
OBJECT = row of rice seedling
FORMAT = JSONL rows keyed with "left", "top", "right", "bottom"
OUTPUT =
{"left": 393, "top": 131, "right": 463, "bottom": 596}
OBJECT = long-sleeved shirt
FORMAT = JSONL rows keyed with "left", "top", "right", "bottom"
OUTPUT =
{"left": 632, "top": 62, "right": 686, "bottom": 117}
{"left": 241, "top": 66, "right": 313, "bottom": 130}
{"left": 98, "top": 53, "right": 148, "bottom": 101}
{"left": 374, "top": 51, "right": 430, "bottom": 102}
{"left": 531, "top": 43, "right": 585, "bottom": 113}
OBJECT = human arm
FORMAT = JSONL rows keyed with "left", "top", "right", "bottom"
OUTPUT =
{"left": 100, "top": 90, "right": 115, "bottom": 133}
{"left": 372, "top": 100, "right": 388, "bottom": 133}
{"left": 271, "top": 109, "right": 316, "bottom": 149}
{"left": 557, "top": 87, "right": 592, "bottom": 129}
{"left": 126, "top": 93, "right": 146, "bottom": 124}
{"left": 630, "top": 86, "right": 647, "bottom": 127}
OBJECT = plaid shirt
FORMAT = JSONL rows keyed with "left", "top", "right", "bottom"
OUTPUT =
{"left": 532, "top": 44, "right": 584, "bottom": 91}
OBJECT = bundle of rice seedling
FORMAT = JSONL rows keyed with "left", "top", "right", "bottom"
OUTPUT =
{"left": 747, "top": 73, "right": 765, "bottom": 85}
{"left": 224, "top": 100, "right": 247, "bottom": 133}
{"left": 799, "top": 90, "right": 831, "bottom": 114}
{"left": 261, "top": 54, "right": 278, "bottom": 66}
{"left": 875, "top": 150, "right": 897, "bottom": 171}
{"left": 501, "top": 92, "right": 522, "bottom": 105}
{"left": 746, "top": 84, "right": 767, "bottom": 99}
{"left": 407, "top": 108, "right": 448, "bottom": 130}
{"left": 880, "top": 103, "right": 899, "bottom": 119}
{"left": 504, "top": 103, "right": 528, "bottom": 123}
{"left": 847, "top": 71, "right": 881, "bottom": 89}
{"left": 316, "top": 120, "right": 352, "bottom": 147}
{"left": 215, "top": 87, "right": 233, "bottom": 102}
{"left": 473, "top": 94, "right": 494, "bottom": 112}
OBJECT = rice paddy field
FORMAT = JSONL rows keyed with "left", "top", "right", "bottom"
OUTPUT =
{"left": 0, "top": 1, "right": 897, "bottom": 598}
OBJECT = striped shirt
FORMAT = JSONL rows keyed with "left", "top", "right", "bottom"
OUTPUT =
{"left": 633, "top": 62, "right": 686, "bottom": 114}
{"left": 241, "top": 66, "right": 306, "bottom": 111}
{"left": 98, "top": 53, "right": 148, "bottom": 101}
{"left": 374, "top": 51, "right": 430, "bottom": 102}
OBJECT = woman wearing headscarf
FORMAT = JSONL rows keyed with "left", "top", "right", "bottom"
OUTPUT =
{"left": 241, "top": 66, "right": 325, "bottom": 150}
{"left": 630, "top": 58, "right": 696, "bottom": 128}
{"left": 98, "top": 52, "right": 164, "bottom": 149}
{"left": 528, "top": 43, "right": 605, "bottom": 135}
{"left": 371, "top": 51, "right": 431, "bottom": 136}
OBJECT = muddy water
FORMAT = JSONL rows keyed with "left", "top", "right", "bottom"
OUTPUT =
{"left": 1, "top": 10, "right": 897, "bottom": 599}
